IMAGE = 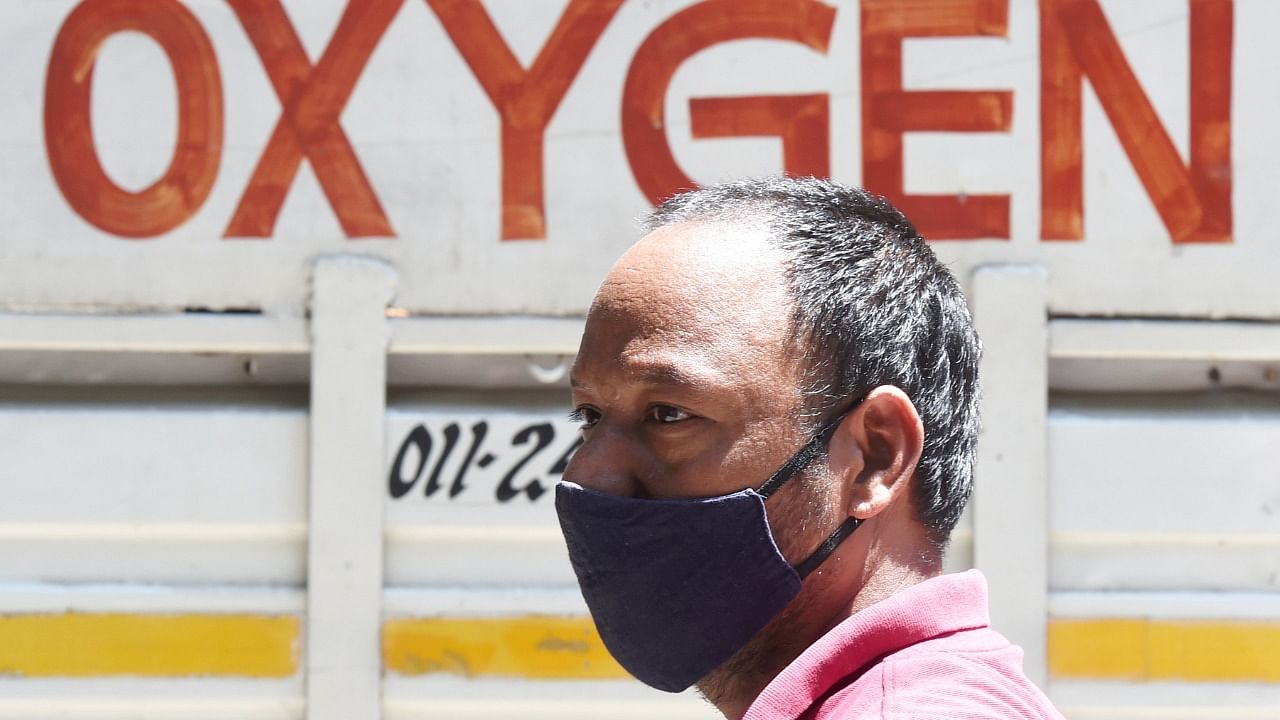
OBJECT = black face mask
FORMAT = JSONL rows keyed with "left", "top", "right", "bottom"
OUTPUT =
{"left": 554, "top": 398, "right": 865, "bottom": 692}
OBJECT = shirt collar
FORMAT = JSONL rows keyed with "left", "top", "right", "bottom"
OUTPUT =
{"left": 743, "top": 569, "right": 992, "bottom": 720}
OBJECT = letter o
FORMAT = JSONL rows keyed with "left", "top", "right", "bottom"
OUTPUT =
{"left": 44, "top": 0, "right": 223, "bottom": 238}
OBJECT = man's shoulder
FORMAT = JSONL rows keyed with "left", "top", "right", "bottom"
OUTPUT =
{"left": 814, "top": 642, "right": 1065, "bottom": 720}
{"left": 879, "top": 647, "right": 1065, "bottom": 719}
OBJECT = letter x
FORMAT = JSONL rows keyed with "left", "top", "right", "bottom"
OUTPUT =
{"left": 224, "top": 0, "right": 402, "bottom": 237}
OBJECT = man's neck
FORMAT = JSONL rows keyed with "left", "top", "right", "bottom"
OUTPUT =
{"left": 699, "top": 552, "right": 942, "bottom": 719}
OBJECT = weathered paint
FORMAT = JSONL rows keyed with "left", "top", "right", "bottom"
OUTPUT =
{"left": 0, "top": 613, "right": 299, "bottom": 678}
{"left": 1049, "top": 618, "right": 1280, "bottom": 683}
{"left": 3, "top": 2, "right": 1279, "bottom": 717}
{"left": 2, "top": 612, "right": 1275, "bottom": 683}
{"left": 2, "top": 1, "right": 1277, "bottom": 317}
{"left": 383, "top": 616, "right": 627, "bottom": 680}
{"left": 395, "top": 615, "right": 1280, "bottom": 684}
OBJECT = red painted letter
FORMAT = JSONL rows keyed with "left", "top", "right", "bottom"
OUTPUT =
{"left": 690, "top": 94, "right": 831, "bottom": 178}
{"left": 428, "top": 0, "right": 622, "bottom": 240}
{"left": 1041, "top": 0, "right": 1232, "bottom": 242}
{"left": 45, "top": 0, "right": 223, "bottom": 238}
{"left": 861, "top": 0, "right": 1012, "bottom": 240}
{"left": 622, "top": 0, "right": 836, "bottom": 205}
{"left": 224, "top": 0, "right": 402, "bottom": 238}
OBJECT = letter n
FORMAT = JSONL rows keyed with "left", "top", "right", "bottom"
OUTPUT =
{"left": 1041, "top": 0, "right": 1232, "bottom": 243}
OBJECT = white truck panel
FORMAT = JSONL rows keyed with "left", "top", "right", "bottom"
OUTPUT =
{"left": 2, "top": 1, "right": 1278, "bottom": 717}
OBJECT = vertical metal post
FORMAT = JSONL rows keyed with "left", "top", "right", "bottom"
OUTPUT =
{"left": 971, "top": 264, "right": 1050, "bottom": 687}
{"left": 307, "top": 256, "right": 397, "bottom": 720}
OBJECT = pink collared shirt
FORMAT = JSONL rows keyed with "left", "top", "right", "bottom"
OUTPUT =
{"left": 743, "top": 570, "right": 1065, "bottom": 720}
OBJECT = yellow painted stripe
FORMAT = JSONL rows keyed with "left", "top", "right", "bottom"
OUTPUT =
{"left": 1050, "top": 618, "right": 1280, "bottom": 683}
{"left": 3, "top": 612, "right": 1275, "bottom": 682}
{"left": 1149, "top": 621, "right": 1280, "bottom": 682}
{"left": 0, "top": 613, "right": 299, "bottom": 678}
{"left": 1049, "top": 619, "right": 1149, "bottom": 680}
{"left": 388, "top": 615, "right": 1280, "bottom": 683}
{"left": 383, "top": 616, "right": 628, "bottom": 680}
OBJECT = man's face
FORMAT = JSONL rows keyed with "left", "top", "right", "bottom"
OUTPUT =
{"left": 565, "top": 219, "right": 838, "bottom": 564}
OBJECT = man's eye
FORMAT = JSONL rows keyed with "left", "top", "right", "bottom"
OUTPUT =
{"left": 569, "top": 407, "right": 601, "bottom": 429}
{"left": 648, "top": 405, "right": 692, "bottom": 424}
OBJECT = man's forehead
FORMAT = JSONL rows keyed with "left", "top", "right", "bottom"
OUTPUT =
{"left": 575, "top": 220, "right": 800, "bottom": 387}
{"left": 594, "top": 220, "right": 789, "bottom": 322}
{"left": 569, "top": 347, "right": 732, "bottom": 391}
{"left": 619, "top": 218, "right": 777, "bottom": 271}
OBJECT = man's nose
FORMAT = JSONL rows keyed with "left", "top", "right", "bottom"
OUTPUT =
{"left": 561, "top": 427, "right": 643, "bottom": 498}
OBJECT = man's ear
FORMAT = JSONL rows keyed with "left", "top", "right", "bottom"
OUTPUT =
{"left": 828, "top": 386, "right": 924, "bottom": 520}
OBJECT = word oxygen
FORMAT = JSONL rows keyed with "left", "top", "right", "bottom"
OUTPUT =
{"left": 44, "top": 0, "right": 1233, "bottom": 244}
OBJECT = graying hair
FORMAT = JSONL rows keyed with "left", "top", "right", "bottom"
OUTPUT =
{"left": 643, "top": 177, "right": 982, "bottom": 549}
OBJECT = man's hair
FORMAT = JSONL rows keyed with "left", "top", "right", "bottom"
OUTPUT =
{"left": 643, "top": 177, "right": 981, "bottom": 548}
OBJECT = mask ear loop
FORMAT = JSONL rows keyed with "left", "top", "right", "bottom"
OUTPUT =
{"left": 793, "top": 516, "right": 862, "bottom": 579}
{"left": 755, "top": 395, "right": 865, "bottom": 499}
{"left": 753, "top": 394, "right": 870, "bottom": 579}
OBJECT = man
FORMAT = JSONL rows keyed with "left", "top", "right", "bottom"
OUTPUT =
{"left": 555, "top": 177, "right": 1063, "bottom": 719}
